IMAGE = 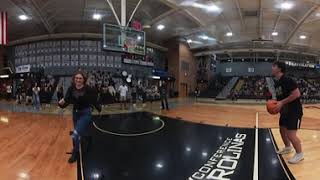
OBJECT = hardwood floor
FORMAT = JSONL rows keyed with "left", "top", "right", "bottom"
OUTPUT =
{"left": 0, "top": 102, "right": 319, "bottom": 179}
{"left": 272, "top": 129, "right": 320, "bottom": 180}
{"left": 0, "top": 111, "right": 76, "bottom": 180}
{"left": 161, "top": 103, "right": 320, "bottom": 180}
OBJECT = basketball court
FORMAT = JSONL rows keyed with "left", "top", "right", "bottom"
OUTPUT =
{"left": 1, "top": 101, "right": 320, "bottom": 179}
{"left": 1, "top": 0, "right": 320, "bottom": 180}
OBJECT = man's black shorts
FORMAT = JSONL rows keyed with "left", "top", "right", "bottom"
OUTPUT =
{"left": 279, "top": 113, "right": 303, "bottom": 130}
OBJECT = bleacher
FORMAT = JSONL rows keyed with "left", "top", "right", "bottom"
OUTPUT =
{"left": 296, "top": 77, "right": 320, "bottom": 103}
{"left": 199, "top": 76, "right": 231, "bottom": 98}
{"left": 229, "top": 76, "right": 268, "bottom": 99}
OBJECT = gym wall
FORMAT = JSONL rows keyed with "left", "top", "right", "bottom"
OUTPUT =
{"left": 7, "top": 39, "right": 166, "bottom": 77}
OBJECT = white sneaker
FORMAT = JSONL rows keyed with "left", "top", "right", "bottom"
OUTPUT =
{"left": 277, "top": 146, "right": 293, "bottom": 155}
{"left": 288, "top": 153, "right": 304, "bottom": 164}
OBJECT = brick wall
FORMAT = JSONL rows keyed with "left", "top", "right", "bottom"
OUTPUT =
{"left": 167, "top": 39, "right": 196, "bottom": 97}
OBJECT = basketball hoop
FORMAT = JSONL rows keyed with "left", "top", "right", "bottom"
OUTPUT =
{"left": 103, "top": 23, "right": 145, "bottom": 55}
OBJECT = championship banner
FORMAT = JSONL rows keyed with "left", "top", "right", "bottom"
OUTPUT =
{"left": 0, "top": 12, "right": 8, "bottom": 45}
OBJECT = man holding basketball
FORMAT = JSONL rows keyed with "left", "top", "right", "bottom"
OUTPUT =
{"left": 272, "top": 61, "right": 304, "bottom": 164}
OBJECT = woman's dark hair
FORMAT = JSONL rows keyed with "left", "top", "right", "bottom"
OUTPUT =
{"left": 273, "top": 61, "right": 286, "bottom": 73}
{"left": 72, "top": 70, "right": 88, "bottom": 86}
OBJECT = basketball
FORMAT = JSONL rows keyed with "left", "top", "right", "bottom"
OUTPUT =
{"left": 266, "top": 100, "right": 279, "bottom": 115}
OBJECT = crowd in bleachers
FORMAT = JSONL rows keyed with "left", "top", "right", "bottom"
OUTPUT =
{"left": 85, "top": 70, "right": 162, "bottom": 106}
{"left": 1, "top": 73, "right": 59, "bottom": 110}
{"left": 229, "top": 76, "right": 269, "bottom": 100}
{"left": 2, "top": 70, "right": 320, "bottom": 107}
{"left": 295, "top": 78, "right": 320, "bottom": 103}
{"left": 0, "top": 69, "right": 172, "bottom": 111}
{"left": 199, "top": 74, "right": 231, "bottom": 98}
{"left": 227, "top": 76, "right": 320, "bottom": 102}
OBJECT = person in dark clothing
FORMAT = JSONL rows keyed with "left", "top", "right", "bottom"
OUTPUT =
{"left": 131, "top": 85, "right": 137, "bottom": 108}
{"left": 272, "top": 61, "right": 304, "bottom": 164}
{"left": 26, "top": 85, "right": 33, "bottom": 105}
{"left": 159, "top": 81, "right": 169, "bottom": 110}
{"left": 15, "top": 85, "right": 22, "bottom": 104}
{"left": 195, "top": 87, "right": 200, "bottom": 98}
{"left": 56, "top": 85, "right": 64, "bottom": 102}
{"left": 58, "top": 71, "right": 101, "bottom": 163}
{"left": 137, "top": 84, "right": 147, "bottom": 108}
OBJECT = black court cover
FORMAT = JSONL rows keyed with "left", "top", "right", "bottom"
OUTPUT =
{"left": 77, "top": 112, "right": 294, "bottom": 180}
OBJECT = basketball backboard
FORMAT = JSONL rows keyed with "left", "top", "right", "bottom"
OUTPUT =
{"left": 103, "top": 23, "right": 145, "bottom": 56}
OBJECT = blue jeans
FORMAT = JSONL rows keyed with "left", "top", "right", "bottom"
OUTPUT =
{"left": 33, "top": 94, "right": 40, "bottom": 110}
{"left": 71, "top": 108, "right": 92, "bottom": 152}
{"left": 161, "top": 95, "right": 169, "bottom": 110}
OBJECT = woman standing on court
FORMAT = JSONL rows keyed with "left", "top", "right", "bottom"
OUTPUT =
{"left": 32, "top": 82, "right": 41, "bottom": 110}
{"left": 58, "top": 71, "right": 101, "bottom": 163}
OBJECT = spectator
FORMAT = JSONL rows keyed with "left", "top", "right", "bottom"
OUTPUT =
{"left": 15, "top": 85, "right": 23, "bottom": 104}
{"left": 26, "top": 85, "right": 33, "bottom": 105}
{"left": 32, "top": 83, "right": 41, "bottom": 110}
{"left": 118, "top": 82, "right": 128, "bottom": 110}
{"left": 160, "top": 81, "right": 169, "bottom": 110}
{"left": 57, "top": 85, "right": 64, "bottom": 102}
{"left": 131, "top": 85, "right": 137, "bottom": 108}
{"left": 6, "top": 84, "right": 12, "bottom": 101}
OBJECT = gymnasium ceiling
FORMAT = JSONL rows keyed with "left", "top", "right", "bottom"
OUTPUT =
{"left": 2, "top": 0, "right": 320, "bottom": 54}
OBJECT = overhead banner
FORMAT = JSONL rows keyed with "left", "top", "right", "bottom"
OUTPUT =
{"left": 123, "top": 58, "right": 154, "bottom": 67}
{"left": 16, "top": 64, "right": 31, "bottom": 74}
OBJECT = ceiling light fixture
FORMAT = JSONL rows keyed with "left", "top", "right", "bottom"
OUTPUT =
{"left": 226, "top": 32, "right": 233, "bottom": 37}
{"left": 157, "top": 24, "right": 165, "bottom": 30}
{"left": 156, "top": 163, "right": 163, "bottom": 168}
{"left": 272, "top": 32, "right": 278, "bottom": 36}
{"left": 206, "top": 4, "right": 221, "bottom": 12}
{"left": 300, "top": 35, "right": 307, "bottom": 39}
{"left": 92, "top": 13, "right": 102, "bottom": 20}
{"left": 280, "top": 1, "right": 294, "bottom": 10}
{"left": 181, "top": 2, "right": 221, "bottom": 12}
{"left": 200, "top": 35, "right": 209, "bottom": 40}
{"left": 19, "top": 15, "right": 29, "bottom": 21}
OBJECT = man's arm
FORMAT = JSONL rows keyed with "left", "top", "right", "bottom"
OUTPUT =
{"left": 280, "top": 88, "right": 301, "bottom": 105}
{"left": 275, "top": 88, "right": 301, "bottom": 112}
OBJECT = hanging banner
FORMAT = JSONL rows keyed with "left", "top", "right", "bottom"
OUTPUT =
{"left": 16, "top": 64, "right": 31, "bottom": 74}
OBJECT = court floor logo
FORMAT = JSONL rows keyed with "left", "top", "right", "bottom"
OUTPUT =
{"left": 188, "top": 133, "right": 247, "bottom": 180}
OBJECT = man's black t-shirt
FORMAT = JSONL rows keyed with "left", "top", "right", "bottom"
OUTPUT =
{"left": 274, "top": 75, "right": 303, "bottom": 116}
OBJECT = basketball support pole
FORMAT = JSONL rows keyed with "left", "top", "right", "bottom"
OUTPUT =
{"left": 121, "top": 0, "right": 126, "bottom": 26}
{"left": 121, "top": 0, "right": 127, "bottom": 47}
{"left": 106, "top": 0, "right": 143, "bottom": 48}
{"left": 127, "top": 0, "right": 143, "bottom": 27}
{"left": 105, "top": 0, "right": 121, "bottom": 26}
